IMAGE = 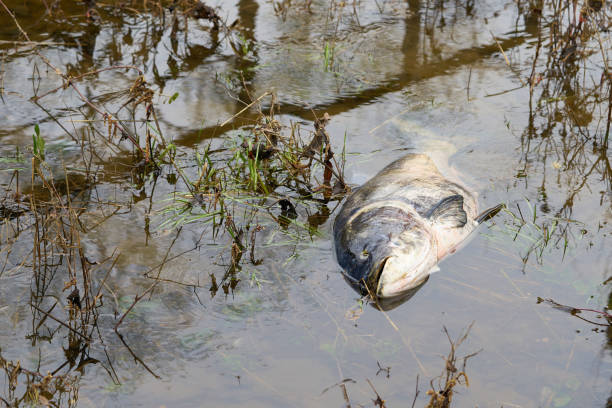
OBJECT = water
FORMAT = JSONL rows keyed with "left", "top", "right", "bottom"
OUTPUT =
{"left": 0, "top": 0, "right": 610, "bottom": 407}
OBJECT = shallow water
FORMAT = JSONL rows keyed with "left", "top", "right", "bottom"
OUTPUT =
{"left": 0, "top": 0, "right": 610, "bottom": 407}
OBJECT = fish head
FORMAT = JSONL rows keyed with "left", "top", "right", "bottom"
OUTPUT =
{"left": 336, "top": 204, "right": 437, "bottom": 298}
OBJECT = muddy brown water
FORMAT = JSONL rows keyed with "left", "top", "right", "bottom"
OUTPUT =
{"left": 0, "top": 1, "right": 610, "bottom": 407}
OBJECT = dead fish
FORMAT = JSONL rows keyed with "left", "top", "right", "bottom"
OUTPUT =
{"left": 333, "top": 154, "right": 502, "bottom": 298}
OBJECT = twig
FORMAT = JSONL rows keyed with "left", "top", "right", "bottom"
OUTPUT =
{"left": 115, "top": 330, "right": 161, "bottom": 379}
{"left": 0, "top": 0, "right": 147, "bottom": 156}
{"left": 368, "top": 107, "right": 412, "bottom": 134}
{"left": 605, "top": 82, "right": 611, "bottom": 148}
{"left": 68, "top": 82, "right": 142, "bottom": 150}
{"left": 0, "top": 40, "right": 69, "bottom": 46}
{"left": 490, "top": 30, "right": 526, "bottom": 86}
{"left": 538, "top": 297, "right": 611, "bottom": 321}
{"left": 366, "top": 379, "right": 386, "bottom": 408}
{"left": 363, "top": 284, "right": 428, "bottom": 375}
{"left": 340, "top": 382, "right": 351, "bottom": 407}
{"left": 34, "top": 301, "right": 58, "bottom": 333}
{"left": 93, "top": 250, "right": 120, "bottom": 302}
{"left": 113, "top": 287, "right": 154, "bottom": 331}
{"left": 0, "top": 0, "right": 63, "bottom": 76}
{"left": 410, "top": 374, "right": 420, "bottom": 408}
{"left": 114, "top": 238, "right": 183, "bottom": 330}
{"left": 30, "top": 303, "right": 90, "bottom": 341}
{"left": 220, "top": 91, "right": 271, "bottom": 127}
{"left": 466, "top": 66, "right": 472, "bottom": 101}
{"left": 33, "top": 65, "right": 143, "bottom": 101}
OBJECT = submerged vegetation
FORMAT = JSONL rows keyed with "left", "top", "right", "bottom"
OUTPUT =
{"left": 0, "top": 0, "right": 610, "bottom": 406}
{"left": 0, "top": 1, "right": 357, "bottom": 404}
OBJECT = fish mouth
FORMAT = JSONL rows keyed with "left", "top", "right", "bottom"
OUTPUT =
{"left": 363, "top": 256, "right": 390, "bottom": 297}
{"left": 370, "top": 277, "right": 429, "bottom": 311}
{"left": 376, "top": 252, "right": 433, "bottom": 298}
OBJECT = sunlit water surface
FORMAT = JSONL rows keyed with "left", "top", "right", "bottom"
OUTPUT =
{"left": 0, "top": 0, "right": 610, "bottom": 407}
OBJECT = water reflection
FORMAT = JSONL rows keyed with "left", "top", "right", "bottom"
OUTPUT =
{"left": 0, "top": 0, "right": 610, "bottom": 406}
{"left": 371, "top": 279, "right": 428, "bottom": 312}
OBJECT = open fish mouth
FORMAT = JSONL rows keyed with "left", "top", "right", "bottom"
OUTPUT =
{"left": 375, "top": 247, "right": 435, "bottom": 298}
{"left": 370, "top": 277, "right": 429, "bottom": 311}
{"left": 364, "top": 256, "right": 390, "bottom": 296}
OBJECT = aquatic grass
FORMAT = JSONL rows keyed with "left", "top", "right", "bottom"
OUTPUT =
{"left": 0, "top": 0, "right": 607, "bottom": 404}
{"left": 0, "top": 147, "right": 26, "bottom": 171}
{"left": 484, "top": 199, "right": 586, "bottom": 269}
{"left": 0, "top": 154, "right": 130, "bottom": 404}
{"left": 156, "top": 96, "right": 348, "bottom": 294}
{"left": 0, "top": 350, "right": 80, "bottom": 407}
{"left": 424, "top": 324, "right": 479, "bottom": 408}
{"left": 31, "top": 124, "right": 45, "bottom": 161}
{"left": 323, "top": 41, "right": 334, "bottom": 72}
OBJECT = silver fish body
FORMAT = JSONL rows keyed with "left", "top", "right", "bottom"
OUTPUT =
{"left": 333, "top": 154, "right": 480, "bottom": 298}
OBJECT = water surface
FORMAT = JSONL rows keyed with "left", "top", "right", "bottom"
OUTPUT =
{"left": 0, "top": 0, "right": 610, "bottom": 407}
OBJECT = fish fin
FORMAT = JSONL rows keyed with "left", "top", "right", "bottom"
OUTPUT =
{"left": 476, "top": 203, "right": 505, "bottom": 224}
{"left": 429, "top": 265, "right": 440, "bottom": 274}
{"left": 427, "top": 195, "right": 467, "bottom": 228}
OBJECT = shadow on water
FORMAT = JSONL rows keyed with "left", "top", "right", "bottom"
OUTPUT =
{"left": 371, "top": 280, "right": 429, "bottom": 312}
